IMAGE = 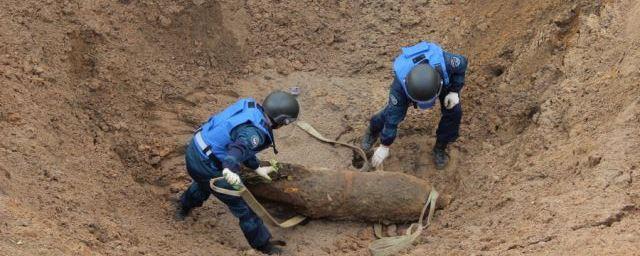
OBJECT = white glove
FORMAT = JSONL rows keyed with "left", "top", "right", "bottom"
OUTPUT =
{"left": 255, "top": 166, "right": 276, "bottom": 181}
{"left": 222, "top": 168, "right": 241, "bottom": 186}
{"left": 371, "top": 145, "right": 390, "bottom": 167}
{"left": 444, "top": 92, "right": 460, "bottom": 109}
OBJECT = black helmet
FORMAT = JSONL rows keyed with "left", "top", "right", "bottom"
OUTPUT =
{"left": 262, "top": 90, "right": 299, "bottom": 127}
{"left": 405, "top": 63, "right": 442, "bottom": 102}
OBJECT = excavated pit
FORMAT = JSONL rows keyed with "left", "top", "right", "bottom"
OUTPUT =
{"left": 1, "top": 0, "right": 640, "bottom": 255}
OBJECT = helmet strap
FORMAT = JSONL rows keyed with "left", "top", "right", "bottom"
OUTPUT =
{"left": 260, "top": 109, "right": 279, "bottom": 154}
{"left": 268, "top": 129, "right": 278, "bottom": 155}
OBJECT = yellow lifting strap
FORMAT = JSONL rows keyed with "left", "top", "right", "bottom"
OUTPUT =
{"left": 295, "top": 121, "right": 371, "bottom": 171}
{"left": 210, "top": 177, "right": 307, "bottom": 228}
{"left": 369, "top": 189, "right": 439, "bottom": 256}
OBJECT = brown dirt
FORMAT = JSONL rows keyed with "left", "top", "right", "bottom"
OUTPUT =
{"left": 1, "top": 0, "right": 639, "bottom": 255}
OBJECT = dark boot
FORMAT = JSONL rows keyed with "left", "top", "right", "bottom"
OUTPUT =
{"left": 361, "top": 127, "right": 379, "bottom": 152}
{"left": 432, "top": 142, "right": 449, "bottom": 170}
{"left": 174, "top": 202, "right": 192, "bottom": 221}
{"left": 257, "top": 242, "right": 283, "bottom": 255}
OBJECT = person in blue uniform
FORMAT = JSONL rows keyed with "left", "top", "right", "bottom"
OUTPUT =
{"left": 175, "top": 91, "right": 300, "bottom": 255}
{"left": 362, "top": 41, "right": 468, "bottom": 170}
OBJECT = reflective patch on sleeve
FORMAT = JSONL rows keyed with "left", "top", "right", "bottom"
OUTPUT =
{"left": 250, "top": 135, "right": 260, "bottom": 148}
{"left": 390, "top": 94, "right": 398, "bottom": 106}
{"left": 450, "top": 56, "right": 461, "bottom": 68}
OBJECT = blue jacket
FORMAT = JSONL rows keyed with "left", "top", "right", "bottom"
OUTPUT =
{"left": 199, "top": 98, "right": 274, "bottom": 172}
{"left": 394, "top": 42, "right": 450, "bottom": 88}
{"left": 380, "top": 49, "right": 467, "bottom": 146}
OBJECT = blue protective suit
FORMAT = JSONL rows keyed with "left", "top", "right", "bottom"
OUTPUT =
{"left": 368, "top": 42, "right": 468, "bottom": 146}
{"left": 180, "top": 98, "right": 274, "bottom": 249}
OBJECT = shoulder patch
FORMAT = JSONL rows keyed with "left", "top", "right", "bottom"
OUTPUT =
{"left": 390, "top": 94, "right": 398, "bottom": 106}
{"left": 450, "top": 56, "right": 461, "bottom": 68}
{"left": 250, "top": 135, "right": 260, "bottom": 148}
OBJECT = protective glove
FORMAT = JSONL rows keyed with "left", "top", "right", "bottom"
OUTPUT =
{"left": 255, "top": 166, "right": 276, "bottom": 181}
{"left": 444, "top": 92, "right": 460, "bottom": 109}
{"left": 222, "top": 168, "right": 241, "bottom": 186}
{"left": 371, "top": 145, "right": 390, "bottom": 167}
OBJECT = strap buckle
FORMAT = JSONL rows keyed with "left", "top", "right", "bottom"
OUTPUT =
{"left": 194, "top": 132, "right": 223, "bottom": 169}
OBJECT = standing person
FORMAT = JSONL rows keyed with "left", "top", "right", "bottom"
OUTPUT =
{"left": 362, "top": 41, "right": 468, "bottom": 170}
{"left": 175, "top": 91, "right": 299, "bottom": 255}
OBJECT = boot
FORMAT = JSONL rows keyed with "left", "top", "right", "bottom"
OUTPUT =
{"left": 361, "top": 127, "right": 379, "bottom": 152}
{"left": 257, "top": 242, "right": 283, "bottom": 255}
{"left": 174, "top": 202, "right": 192, "bottom": 221}
{"left": 432, "top": 142, "right": 449, "bottom": 170}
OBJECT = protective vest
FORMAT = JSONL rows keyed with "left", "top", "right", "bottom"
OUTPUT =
{"left": 199, "top": 98, "right": 274, "bottom": 162}
{"left": 393, "top": 41, "right": 450, "bottom": 109}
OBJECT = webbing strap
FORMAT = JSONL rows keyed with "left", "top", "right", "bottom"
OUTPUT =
{"left": 210, "top": 177, "right": 307, "bottom": 228}
{"left": 369, "top": 189, "right": 439, "bottom": 256}
{"left": 194, "top": 132, "right": 223, "bottom": 169}
{"left": 295, "top": 121, "right": 371, "bottom": 171}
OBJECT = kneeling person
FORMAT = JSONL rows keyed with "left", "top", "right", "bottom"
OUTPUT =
{"left": 176, "top": 90, "right": 299, "bottom": 255}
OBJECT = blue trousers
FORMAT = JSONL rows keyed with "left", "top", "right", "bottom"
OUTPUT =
{"left": 370, "top": 89, "right": 462, "bottom": 145}
{"left": 434, "top": 89, "right": 463, "bottom": 144}
{"left": 180, "top": 139, "right": 271, "bottom": 249}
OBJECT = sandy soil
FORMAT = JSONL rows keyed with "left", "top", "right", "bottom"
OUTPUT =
{"left": 1, "top": 0, "right": 639, "bottom": 255}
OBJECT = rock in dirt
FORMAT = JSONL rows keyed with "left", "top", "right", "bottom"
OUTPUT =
{"left": 158, "top": 15, "right": 172, "bottom": 28}
{"left": 588, "top": 155, "right": 602, "bottom": 167}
